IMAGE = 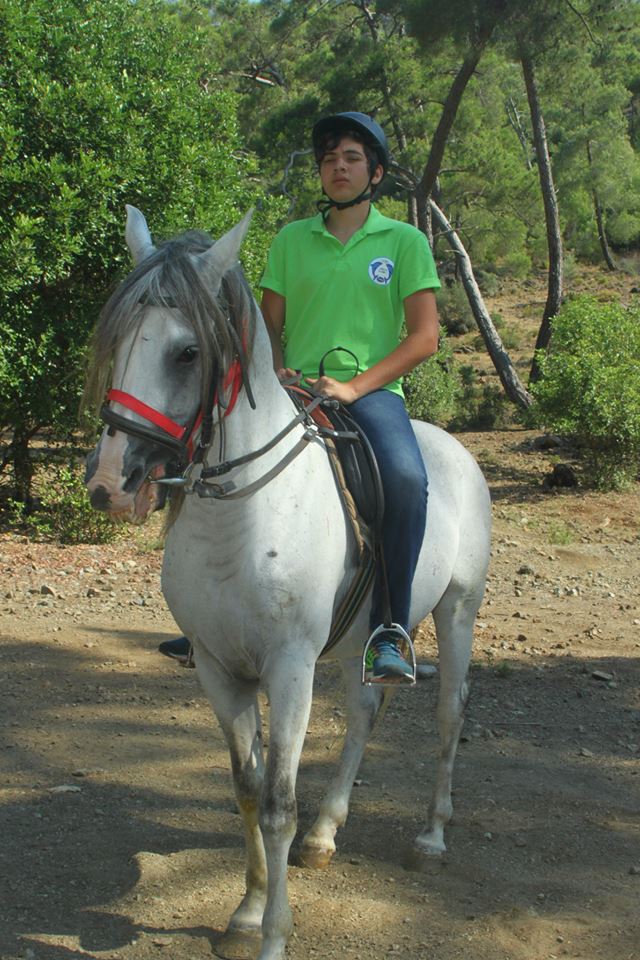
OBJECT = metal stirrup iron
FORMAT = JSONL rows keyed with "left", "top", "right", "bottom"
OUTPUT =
{"left": 361, "top": 623, "right": 416, "bottom": 686}
{"left": 361, "top": 546, "right": 417, "bottom": 686}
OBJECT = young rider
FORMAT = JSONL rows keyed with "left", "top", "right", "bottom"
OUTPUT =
{"left": 158, "top": 111, "right": 440, "bottom": 677}
{"left": 260, "top": 111, "right": 440, "bottom": 682}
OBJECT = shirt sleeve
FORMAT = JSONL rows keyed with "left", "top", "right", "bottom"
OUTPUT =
{"left": 397, "top": 229, "right": 441, "bottom": 300}
{"left": 259, "top": 227, "right": 287, "bottom": 296}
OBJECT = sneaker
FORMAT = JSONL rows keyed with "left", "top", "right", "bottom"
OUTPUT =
{"left": 370, "top": 634, "right": 414, "bottom": 683}
{"left": 158, "top": 636, "right": 194, "bottom": 666}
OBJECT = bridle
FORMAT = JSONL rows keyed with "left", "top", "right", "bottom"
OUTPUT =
{"left": 100, "top": 355, "right": 244, "bottom": 464}
{"left": 99, "top": 323, "right": 328, "bottom": 501}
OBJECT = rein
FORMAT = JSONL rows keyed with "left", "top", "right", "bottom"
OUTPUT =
{"left": 101, "top": 354, "right": 327, "bottom": 501}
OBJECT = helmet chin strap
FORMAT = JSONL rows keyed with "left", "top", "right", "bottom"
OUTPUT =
{"left": 317, "top": 181, "right": 373, "bottom": 218}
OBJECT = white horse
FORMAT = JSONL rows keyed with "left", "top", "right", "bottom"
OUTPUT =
{"left": 84, "top": 207, "right": 491, "bottom": 960}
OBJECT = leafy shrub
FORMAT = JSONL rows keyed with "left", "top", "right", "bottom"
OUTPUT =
{"left": 475, "top": 269, "right": 501, "bottom": 297}
{"left": 497, "top": 249, "right": 532, "bottom": 278}
{"left": 0, "top": 0, "right": 277, "bottom": 503}
{"left": 9, "top": 462, "right": 119, "bottom": 544}
{"left": 449, "top": 365, "right": 511, "bottom": 430}
{"left": 436, "top": 282, "right": 475, "bottom": 335}
{"left": 472, "top": 313, "right": 521, "bottom": 353}
{"left": 531, "top": 296, "right": 640, "bottom": 488}
{"left": 404, "top": 332, "right": 461, "bottom": 425}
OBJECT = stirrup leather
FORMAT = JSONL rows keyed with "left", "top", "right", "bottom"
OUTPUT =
{"left": 361, "top": 623, "right": 417, "bottom": 687}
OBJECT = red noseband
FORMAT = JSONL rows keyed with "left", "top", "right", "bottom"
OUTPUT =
{"left": 102, "top": 359, "right": 243, "bottom": 461}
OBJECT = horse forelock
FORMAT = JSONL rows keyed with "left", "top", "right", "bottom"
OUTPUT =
{"left": 83, "top": 229, "right": 256, "bottom": 417}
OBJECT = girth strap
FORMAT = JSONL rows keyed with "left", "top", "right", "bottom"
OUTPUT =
{"left": 283, "top": 385, "right": 386, "bottom": 655}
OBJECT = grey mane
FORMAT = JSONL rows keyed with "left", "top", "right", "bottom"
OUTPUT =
{"left": 84, "top": 229, "right": 256, "bottom": 417}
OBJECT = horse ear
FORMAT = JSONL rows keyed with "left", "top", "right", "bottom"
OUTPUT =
{"left": 125, "top": 204, "right": 156, "bottom": 265}
{"left": 196, "top": 209, "right": 254, "bottom": 291}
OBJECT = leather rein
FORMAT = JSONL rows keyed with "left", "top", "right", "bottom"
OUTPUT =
{"left": 100, "top": 340, "right": 327, "bottom": 502}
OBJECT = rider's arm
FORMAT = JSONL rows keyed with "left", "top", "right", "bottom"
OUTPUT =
{"left": 261, "top": 288, "right": 288, "bottom": 374}
{"left": 308, "top": 288, "right": 439, "bottom": 403}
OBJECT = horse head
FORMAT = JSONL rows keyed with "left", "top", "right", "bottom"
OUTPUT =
{"left": 84, "top": 206, "right": 254, "bottom": 521}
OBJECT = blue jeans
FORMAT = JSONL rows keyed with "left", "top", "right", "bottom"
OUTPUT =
{"left": 348, "top": 390, "right": 428, "bottom": 633}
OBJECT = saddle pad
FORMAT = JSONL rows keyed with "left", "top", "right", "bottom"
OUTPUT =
{"left": 284, "top": 385, "right": 384, "bottom": 530}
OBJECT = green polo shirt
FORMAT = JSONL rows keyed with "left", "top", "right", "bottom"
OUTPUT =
{"left": 260, "top": 205, "right": 440, "bottom": 396}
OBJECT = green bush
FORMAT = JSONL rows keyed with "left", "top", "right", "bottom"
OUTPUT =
{"left": 497, "top": 248, "right": 532, "bottom": 278}
{"left": 475, "top": 269, "right": 501, "bottom": 297}
{"left": 436, "top": 282, "right": 475, "bottom": 335}
{"left": 9, "top": 462, "right": 119, "bottom": 544}
{"left": 404, "top": 332, "right": 462, "bottom": 425}
{"left": 531, "top": 296, "right": 640, "bottom": 488}
{"left": 449, "top": 365, "right": 512, "bottom": 430}
{"left": 472, "top": 312, "right": 521, "bottom": 353}
{"left": 0, "top": 0, "right": 282, "bottom": 503}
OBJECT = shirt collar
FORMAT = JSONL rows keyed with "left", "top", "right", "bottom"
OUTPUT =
{"left": 310, "top": 204, "right": 392, "bottom": 236}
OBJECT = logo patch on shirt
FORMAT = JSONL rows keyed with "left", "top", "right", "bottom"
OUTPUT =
{"left": 368, "top": 257, "right": 394, "bottom": 286}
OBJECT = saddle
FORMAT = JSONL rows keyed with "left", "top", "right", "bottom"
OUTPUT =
{"left": 284, "top": 385, "right": 384, "bottom": 654}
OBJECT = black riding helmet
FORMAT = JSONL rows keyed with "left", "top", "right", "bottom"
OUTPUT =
{"left": 312, "top": 112, "right": 390, "bottom": 174}
{"left": 312, "top": 112, "right": 390, "bottom": 216}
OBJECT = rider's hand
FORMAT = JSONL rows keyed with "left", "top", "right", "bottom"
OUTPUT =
{"left": 306, "top": 375, "right": 358, "bottom": 405}
{"left": 276, "top": 367, "right": 299, "bottom": 383}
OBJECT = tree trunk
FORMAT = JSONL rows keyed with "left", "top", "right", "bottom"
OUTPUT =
{"left": 587, "top": 140, "right": 616, "bottom": 271}
{"left": 11, "top": 425, "right": 36, "bottom": 509}
{"left": 430, "top": 200, "right": 533, "bottom": 410}
{"left": 505, "top": 95, "right": 533, "bottom": 170}
{"left": 418, "top": 42, "right": 489, "bottom": 201}
{"left": 415, "top": 181, "right": 433, "bottom": 246}
{"left": 521, "top": 52, "right": 563, "bottom": 382}
{"left": 407, "top": 191, "right": 419, "bottom": 228}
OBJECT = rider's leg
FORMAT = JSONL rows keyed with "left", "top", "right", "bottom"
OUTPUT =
{"left": 348, "top": 389, "right": 428, "bottom": 678}
{"left": 158, "top": 635, "right": 193, "bottom": 664}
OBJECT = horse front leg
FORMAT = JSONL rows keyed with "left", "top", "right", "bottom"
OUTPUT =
{"left": 412, "top": 588, "right": 477, "bottom": 862}
{"left": 193, "top": 642, "right": 267, "bottom": 954}
{"left": 258, "top": 656, "right": 316, "bottom": 960}
{"left": 300, "top": 656, "right": 390, "bottom": 868}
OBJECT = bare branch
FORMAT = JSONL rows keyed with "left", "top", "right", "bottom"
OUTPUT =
{"left": 561, "top": 0, "right": 597, "bottom": 44}
{"left": 279, "top": 148, "right": 313, "bottom": 215}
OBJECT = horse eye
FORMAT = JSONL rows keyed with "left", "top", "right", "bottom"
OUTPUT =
{"left": 177, "top": 346, "right": 198, "bottom": 364}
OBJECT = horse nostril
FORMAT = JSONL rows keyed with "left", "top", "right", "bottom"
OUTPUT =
{"left": 90, "top": 486, "right": 112, "bottom": 511}
{"left": 123, "top": 466, "right": 145, "bottom": 494}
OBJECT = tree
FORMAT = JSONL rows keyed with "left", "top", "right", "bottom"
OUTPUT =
{"left": 520, "top": 48, "right": 563, "bottom": 377}
{"left": 429, "top": 200, "right": 533, "bottom": 409}
{"left": 0, "top": 0, "right": 278, "bottom": 503}
{"left": 184, "top": 0, "right": 640, "bottom": 412}
{"left": 545, "top": 35, "right": 640, "bottom": 267}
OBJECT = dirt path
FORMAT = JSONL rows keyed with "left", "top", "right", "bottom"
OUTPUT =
{"left": 1, "top": 430, "right": 639, "bottom": 960}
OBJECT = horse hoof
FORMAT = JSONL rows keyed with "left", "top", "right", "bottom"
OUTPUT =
{"left": 298, "top": 845, "right": 335, "bottom": 869}
{"left": 416, "top": 662, "right": 437, "bottom": 680}
{"left": 404, "top": 841, "right": 446, "bottom": 873}
{"left": 214, "top": 927, "right": 262, "bottom": 960}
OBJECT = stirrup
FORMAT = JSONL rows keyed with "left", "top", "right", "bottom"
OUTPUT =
{"left": 361, "top": 623, "right": 417, "bottom": 687}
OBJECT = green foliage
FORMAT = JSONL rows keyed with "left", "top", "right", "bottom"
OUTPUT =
{"left": 2, "top": 0, "right": 640, "bottom": 515}
{"left": 436, "top": 283, "right": 476, "bottom": 335}
{"left": 0, "top": 0, "right": 281, "bottom": 501}
{"left": 9, "top": 462, "right": 119, "bottom": 544}
{"left": 546, "top": 41, "right": 640, "bottom": 260}
{"left": 404, "top": 332, "right": 461, "bottom": 425}
{"left": 546, "top": 520, "right": 575, "bottom": 545}
{"left": 475, "top": 269, "right": 501, "bottom": 297}
{"left": 531, "top": 296, "right": 640, "bottom": 488}
{"left": 473, "top": 314, "right": 522, "bottom": 352}
{"left": 449, "top": 365, "right": 512, "bottom": 430}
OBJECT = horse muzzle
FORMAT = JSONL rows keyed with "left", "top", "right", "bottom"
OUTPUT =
{"left": 85, "top": 436, "right": 168, "bottom": 522}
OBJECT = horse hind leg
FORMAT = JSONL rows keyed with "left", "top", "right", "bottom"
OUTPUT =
{"left": 193, "top": 643, "right": 266, "bottom": 956}
{"left": 412, "top": 586, "right": 478, "bottom": 863}
{"left": 300, "top": 656, "right": 389, "bottom": 868}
